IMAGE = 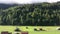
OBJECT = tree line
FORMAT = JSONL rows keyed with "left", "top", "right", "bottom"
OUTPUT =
{"left": 0, "top": 2, "right": 60, "bottom": 26}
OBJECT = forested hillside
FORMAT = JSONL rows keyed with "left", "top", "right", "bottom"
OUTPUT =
{"left": 0, "top": 2, "right": 60, "bottom": 26}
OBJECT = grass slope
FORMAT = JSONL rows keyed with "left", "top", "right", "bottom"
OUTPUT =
{"left": 0, "top": 26, "right": 60, "bottom": 34}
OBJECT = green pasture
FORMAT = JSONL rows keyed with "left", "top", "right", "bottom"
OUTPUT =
{"left": 0, "top": 26, "right": 60, "bottom": 34}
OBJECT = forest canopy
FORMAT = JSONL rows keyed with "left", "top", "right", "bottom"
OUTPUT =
{"left": 0, "top": 2, "right": 60, "bottom": 26}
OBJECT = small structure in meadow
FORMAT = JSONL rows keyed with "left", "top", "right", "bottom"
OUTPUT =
{"left": 14, "top": 27, "right": 21, "bottom": 34}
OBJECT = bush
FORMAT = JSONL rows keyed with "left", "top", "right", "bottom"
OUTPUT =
{"left": 34, "top": 28, "right": 37, "bottom": 31}
{"left": 26, "top": 27, "right": 28, "bottom": 29}
{"left": 40, "top": 28, "right": 43, "bottom": 31}
{"left": 39, "top": 28, "right": 45, "bottom": 31}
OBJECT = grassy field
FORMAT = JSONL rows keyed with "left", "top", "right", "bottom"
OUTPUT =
{"left": 0, "top": 26, "right": 60, "bottom": 34}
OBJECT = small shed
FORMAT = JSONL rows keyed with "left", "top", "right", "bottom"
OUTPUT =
{"left": 14, "top": 27, "right": 21, "bottom": 34}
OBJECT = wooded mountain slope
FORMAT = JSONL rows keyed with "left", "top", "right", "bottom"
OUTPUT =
{"left": 0, "top": 2, "right": 60, "bottom": 26}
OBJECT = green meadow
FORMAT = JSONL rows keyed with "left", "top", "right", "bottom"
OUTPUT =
{"left": 0, "top": 26, "right": 60, "bottom": 34}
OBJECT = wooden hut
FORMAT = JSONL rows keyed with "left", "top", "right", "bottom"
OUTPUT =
{"left": 14, "top": 27, "right": 21, "bottom": 34}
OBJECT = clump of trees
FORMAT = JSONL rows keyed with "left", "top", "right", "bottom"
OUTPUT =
{"left": 0, "top": 2, "right": 60, "bottom": 26}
